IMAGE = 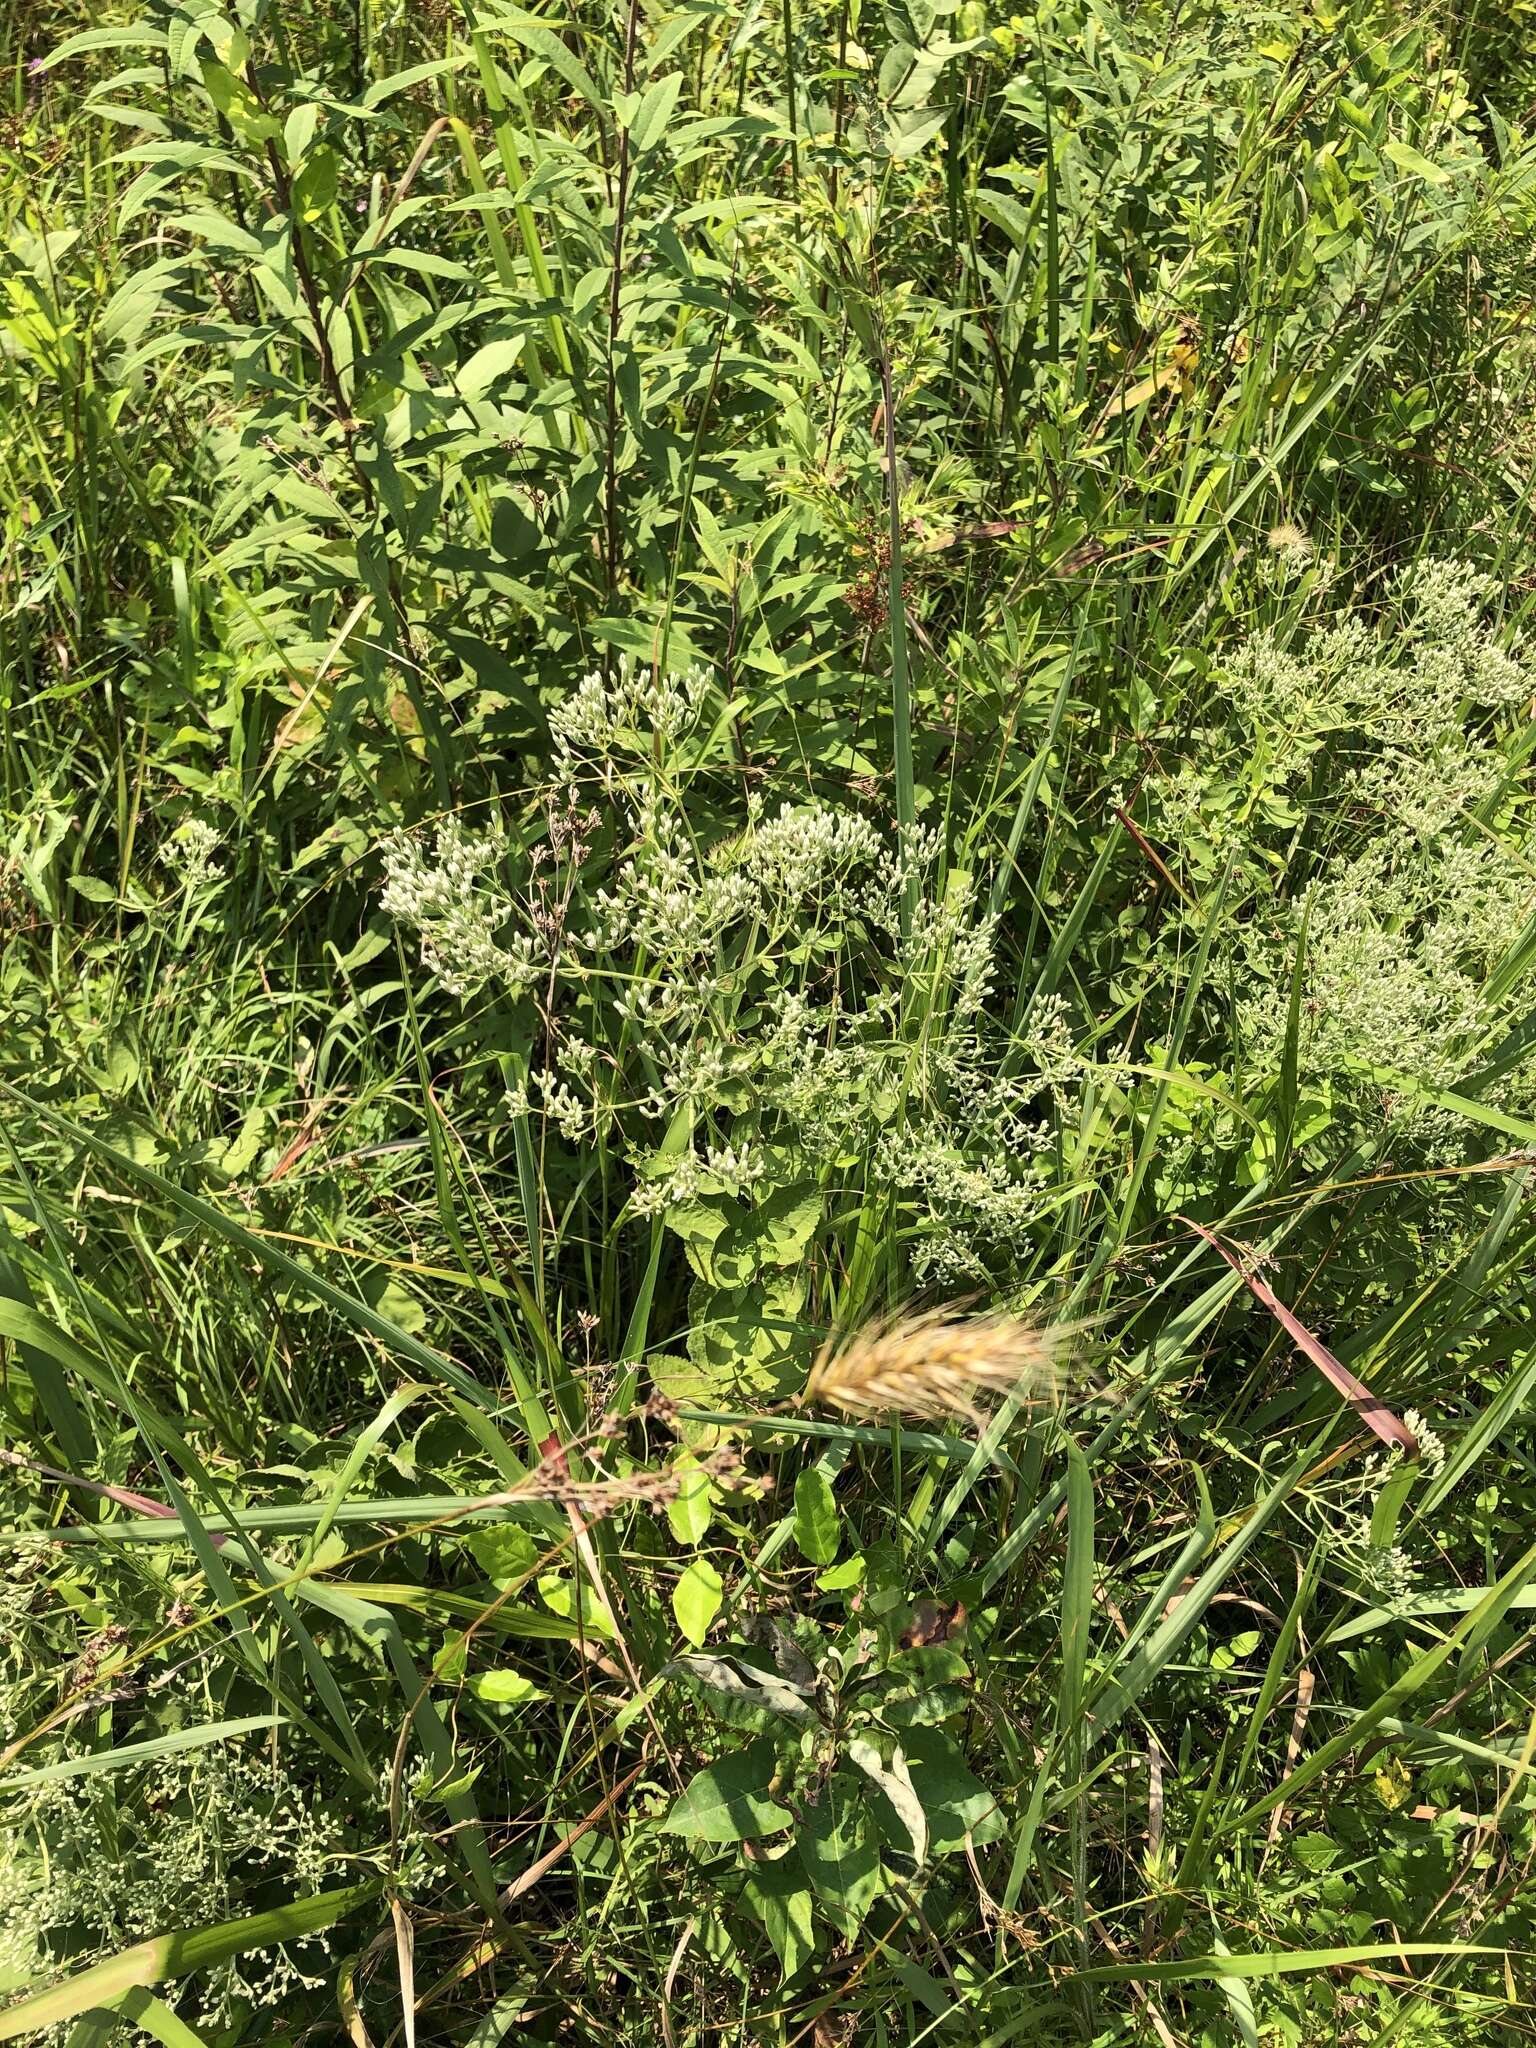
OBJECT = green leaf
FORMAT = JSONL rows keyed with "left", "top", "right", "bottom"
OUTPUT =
{"left": 792, "top": 1467, "right": 840, "bottom": 1565}
{"left": 68, "top": 874, "right": 118, "bottom": 904}
{"left": 885, "top": 107, "right": 949, "bottom": 160}
{"left": 1059, "top": 1437, "right": 1093, "bottom": 1736}
{"left": 462, "top": 1523, "right": 539, "bottom": 1584}
{"left": 741, "top": 1854, "right": 817, "bottom": 1979}
{"left": 663, "top": 1194, "right": 737, "bottom": 1277}
{"left": 1078, "top": 1943, "right": 1505, "bottom": 1986}
{"left": 666, "top": 1450, "right": 715, "bottom": 1545}
{"left": 713, "top": 1184, "right": 822, "bottom": 1285}
{"left": 673, "top": 1558, "right": 724, "bottom": 1646}
{"left": 360, "top": 53, "right": 474, "bottom": 107}
{"left": 1291, "top": 1835, "right": 1341, "bottom": 1872}
{"left": 199, "top": 60, "right": 281, "bottom": 145}
{"left": 466, "top": 1669, "right": 543, "bottom": 1705}
{"left": 0, "top": 1237, "right": 92, "bottom": 1466}
{"left": 648, "top": 1353, "right": 732, "bottom": 1450}
{"left": 977, "top": 187, "right": 1036, "bottom": 245}
{"left": 478, "top": 11, "right": 603, "bottom": 109}
{"left": 538, "top": 1572, "right": 616, "bottom": 1639}
{"left": 1383, "top": 140, "right": 1452, "bottom": 184}
{"left": 797, "top": 1779, "right": 883, "bottom": 1929}
{"left": 117, "top": 1989, "right": 213, "bottom": 2048}
{"left": 686, "top": 1272, "right": 810, "bottom": 1402}
{"left": 817, "top": 1553, "right": 865, "bottom": 1593}
{"left": 0, "top": 1716, "right": 283, "bottom": 1792}
{"left": 625, "top": 72, "right": 683, "bottom": 153}
{"left": 457, "top": 337, "right": 525, "bottom": 400}
{"left": 291, "top": 145, "right": 339, "bottom": 223}
{"left": 900, "top": 1727, "right": 1005, "bottom": 1852}
{"left": 663, "top": 1737, "right": 793, "bottom": 1842}
{"left": 43, "top": 25, "right": 168, "bottom": 64}
{"left": 283, "top": 103, "right": 319, "bottom": 163}
{"left": 360, "top": 1272, "right": 426, "bottom": 1338}
{"left": 215, "top": 1105, "right": 268, "bottom": 1181}
{"left": 882, "top": 1682, "right": 967, "bottom": 1727}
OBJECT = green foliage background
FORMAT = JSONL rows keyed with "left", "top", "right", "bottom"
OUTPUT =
{"left": 4, "top": 0, "right": 1536, "bottom": 2040}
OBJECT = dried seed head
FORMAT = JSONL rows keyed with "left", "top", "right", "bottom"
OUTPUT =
{"left": 1266, "top": 520, "right": 1312, "bottom": 563}
{"left": 800, "top": 1310, "right": 1062, "bottom": 1424}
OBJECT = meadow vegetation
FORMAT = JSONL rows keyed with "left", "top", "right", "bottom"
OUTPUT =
{"left": 4, "top": 0, "right": 1536, "bottom": 2039}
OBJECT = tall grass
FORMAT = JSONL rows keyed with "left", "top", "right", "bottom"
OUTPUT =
{"left": 3, "top": 0, "right": 1536, "bottom": 2042}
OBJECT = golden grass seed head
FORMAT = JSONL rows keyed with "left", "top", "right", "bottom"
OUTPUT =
{"left": 801, "top": 1309, "right": 1063, "bottom": 1423}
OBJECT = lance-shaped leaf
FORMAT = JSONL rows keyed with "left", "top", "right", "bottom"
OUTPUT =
{"left": 664, "top": 1652, "right": 818, "bottom": 1724}
{"left": 847, "top": 1736, "right": 928, "bottom": 1865}
{"left": 1181, "top": 1217, "right": 1417, "bottom": 1456}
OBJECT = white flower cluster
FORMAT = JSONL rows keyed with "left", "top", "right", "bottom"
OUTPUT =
{"left": 373, "top": 655, "right": 1087, "bottom": 1286}
{"left": 549, "top": 655, "right": 709, "bottom": 762}
{"left": 587, "top": 798, "right": 892, "bottom": 965}
{"left": 1407, "top": 559, "right": 1529, "bottom": 719}
{"left": 0, "top": 1747, "right": 345, "bottom": 2027}
{"left": 1169, "top": 561, "right": 1536, "bottom": 1144}
{"left": 1353, "top": 1530, "right": 1418, "bottom": 1609}
{"left": 1224, "top": 558, "right": 1530, "bottom": 762}
{"left": 1349, "top": 739, "right": 1507, "bottom": 847}
{"left": 648, "top": 1037, "right": 746, "bottom": 1116}
{"left": 1362, "top": 1413, "right": 1448, "bottom": 1489}
{"left": 629, "top": 1140, "right": 769, "bottom": 1217}
{"left": 1235, "top": 810, "right": 1534, "bottom": 1140}
{"left": 743, "top": 801, "right": 884, "bottom": 902}
{"left": 755, "top": 991, "right": 874, "bottom": 1161}
{"left": 1402, "top": 1408, "right": 1447, "bottom": 1476}
{"left": 891, "top": 1133, "right": 1055, "bottom": 1285}
{"left": 903, "top": 867, "right": 1000, "bottom": 1021}
{"left": 1326, "top": 1414, "right": 1449, "bottom": 1611}
{"left": 534, "top": 1068, "right": 594, "bottom": 1139}
{"left": 164, "top": 816, "right": 223, "bottom": 890}
{"left": 589, "top": 812, "right": 760, "bottom": 959}
{"left": 380, "top": 817, "right": 539, "bottom": 997}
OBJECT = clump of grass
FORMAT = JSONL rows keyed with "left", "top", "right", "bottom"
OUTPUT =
{"left": 6, "top": 0, "right": 1536, "bottom": 2041}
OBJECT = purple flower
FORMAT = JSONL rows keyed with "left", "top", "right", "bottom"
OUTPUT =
{"left": 28, "top": 57, "right": 48, "bottom": 77}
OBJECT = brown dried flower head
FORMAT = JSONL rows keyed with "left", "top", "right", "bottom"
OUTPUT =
{"left": 801, "top": 1309, "right": 1062, "bottom": 1424}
